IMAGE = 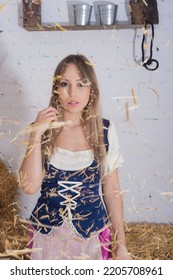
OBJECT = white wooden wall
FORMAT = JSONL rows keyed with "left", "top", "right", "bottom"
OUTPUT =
{"left": 0, "top": 0, "right": 173, "bottom": 223}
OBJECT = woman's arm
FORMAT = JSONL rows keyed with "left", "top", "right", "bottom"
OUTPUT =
{"left": 18, "top": 130, "right": 43, "bottom": 194}
{"left": 102, "top": 168, "right": 130, "bottom": 259}
{"left": 18, "top": 106, "right": 58, "bottom": 194}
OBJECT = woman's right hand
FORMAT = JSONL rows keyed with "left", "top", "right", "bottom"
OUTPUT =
{"left": 30, "top": 106, "right": 58, "bottom": 138}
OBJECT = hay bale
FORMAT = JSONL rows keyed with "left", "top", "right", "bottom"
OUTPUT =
{"left": 125, "top": 223, "right": 173, "bottom": 260}
{"left": 0, "top": 160, "right": 18, "bottom": 208}
{"left": 0, "top": 159, "right": 29, "bottom": 259}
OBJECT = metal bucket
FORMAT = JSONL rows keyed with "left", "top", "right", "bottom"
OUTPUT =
{"left": 73, "top": 4, "right": 92, "bottom": 26}
{"left": 98, "top": 4, "right": 118, "bottom": 25}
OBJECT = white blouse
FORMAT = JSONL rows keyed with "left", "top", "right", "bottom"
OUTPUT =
{"left": 50, "top": 120, "right": 123, "bottom": 176}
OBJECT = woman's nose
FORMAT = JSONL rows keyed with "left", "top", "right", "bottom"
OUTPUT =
{"left": 68, "top": 85, "right": 76, "bottom": 97}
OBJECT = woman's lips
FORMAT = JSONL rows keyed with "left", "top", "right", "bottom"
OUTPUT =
{"left": 68, "top": 100, "right": 79, "bottom": 105}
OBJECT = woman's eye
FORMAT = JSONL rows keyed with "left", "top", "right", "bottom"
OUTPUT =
{"left": 79, "top": 83, "right": 84, "bottom": 87}
{"left": 78, "top": 82, "right": 86, "bottom": 87}
{"left": 60, "top": 81, "right": 69, "bottom": 87}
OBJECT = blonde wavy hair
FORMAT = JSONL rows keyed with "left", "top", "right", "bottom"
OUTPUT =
{"left": 41, "top": 54, "right": 106, "bottom": 170}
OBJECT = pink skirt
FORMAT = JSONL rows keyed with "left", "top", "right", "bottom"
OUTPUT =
{"left": 28, "top": 222, "right": 112, "bottom": 260}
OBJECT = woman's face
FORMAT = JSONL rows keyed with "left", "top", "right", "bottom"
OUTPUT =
{"left": 57, "top": 63, "right": 91, "bottom": 117}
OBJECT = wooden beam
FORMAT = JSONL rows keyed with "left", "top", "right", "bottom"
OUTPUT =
{"left": 23, "top": 0, "right": 41, "bottom": 28}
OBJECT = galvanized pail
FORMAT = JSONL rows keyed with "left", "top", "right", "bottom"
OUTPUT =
{"left": 98, "top": 4, "right": 118, "bottom": 25}
{"left": 73, "top": 4, "right": 92, "bottom": 26}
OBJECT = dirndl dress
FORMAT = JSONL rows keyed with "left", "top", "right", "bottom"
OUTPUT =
{"left": 28, "top": 120, "right": 123, "bottom": 260}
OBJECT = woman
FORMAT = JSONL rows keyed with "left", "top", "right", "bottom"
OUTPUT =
{"left": 19, "top": 54, "right": 130, "bottom": 260}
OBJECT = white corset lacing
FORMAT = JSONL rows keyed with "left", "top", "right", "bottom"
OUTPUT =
{"left": 58, "top": 181, "right": 81, "bottom": 221}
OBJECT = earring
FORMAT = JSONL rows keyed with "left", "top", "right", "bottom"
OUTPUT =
{"left": 87, "top": 97, "right": 94, "bottom": 108}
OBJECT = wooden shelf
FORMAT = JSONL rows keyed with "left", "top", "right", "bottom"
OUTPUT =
{"left": 22, "top": 1, "right": 143, "bottom": 32}
{"left": 24, "top": 22, "right": 143, "bottom": 32}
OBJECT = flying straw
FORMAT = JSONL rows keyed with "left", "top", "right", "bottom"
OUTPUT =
{"left": 131, "top": 88, "right": 137, "bottom": 107}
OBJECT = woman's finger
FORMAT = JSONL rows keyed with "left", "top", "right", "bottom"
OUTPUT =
{"left": 41, "top": 106, "right": 58, "bottom": 115}
{"left": 36, "top": 107, "right": 58, "bottom": 122}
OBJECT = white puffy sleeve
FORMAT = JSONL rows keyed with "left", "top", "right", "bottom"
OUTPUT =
{"left": 104, "top": 120, "right": 123, "bottom": 176}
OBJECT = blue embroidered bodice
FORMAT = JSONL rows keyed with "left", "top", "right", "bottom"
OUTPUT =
{"left": 30, "top": 119, "right": 110, "bottom": 238}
